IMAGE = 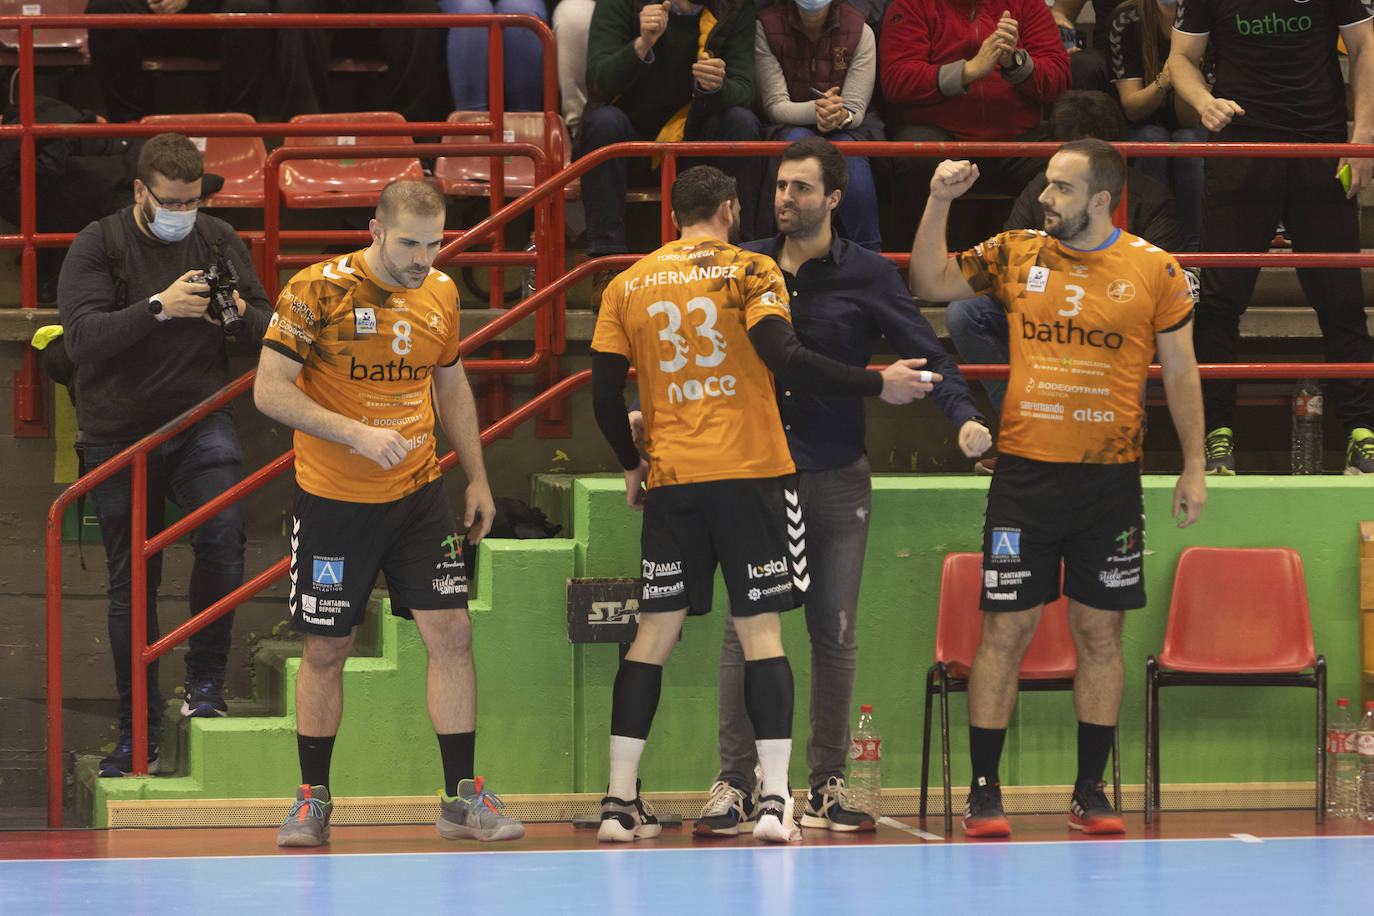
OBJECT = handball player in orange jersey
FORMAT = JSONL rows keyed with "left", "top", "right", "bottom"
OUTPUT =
{"left": 909, "top": 139, "right": 1206, "bottom": 838}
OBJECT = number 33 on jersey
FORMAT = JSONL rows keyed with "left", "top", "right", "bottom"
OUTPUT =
{"left": 591, "top": 238, "right": 798, "bottom": 489}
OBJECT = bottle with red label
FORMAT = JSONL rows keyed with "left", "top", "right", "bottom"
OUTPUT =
{"left": 1357, "top": 701, "right": 1374, "bottom": 821}
{"left": 1327, "top": 697, "right": 1357, "bottom": 818}
{"left": 848, "top": 704, "right": 882, "bottom": 816}
{"left": 1291, "top": 378, "right": 1323, "bottom": 475}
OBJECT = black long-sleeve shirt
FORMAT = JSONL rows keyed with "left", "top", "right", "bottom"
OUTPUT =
{"left": 57, "top": 207, "right": 271, "bottom": 445}
{"left": 742, "top": 233, "right": 983, "bottom": 471}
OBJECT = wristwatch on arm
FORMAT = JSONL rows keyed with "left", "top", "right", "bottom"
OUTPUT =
{"left": 147, "top": 295, "right": 171, "bottom": 322}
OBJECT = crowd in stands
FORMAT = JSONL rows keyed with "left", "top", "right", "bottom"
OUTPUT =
{"left": 17, "top": 0, "right": 1374, "bottom": 476}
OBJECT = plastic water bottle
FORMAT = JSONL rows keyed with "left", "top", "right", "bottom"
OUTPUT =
{"left": 848, "top": 704, "right": 881, "bottom": 816}
{"left": 1291, "top": 378, "right": 1323, "bottom": 475}
{"left": 1358, "top": 701, "right": 1374, "bottom": 821}
{"left": 1327, "top": 697, "right": 1358, "bottom": 818}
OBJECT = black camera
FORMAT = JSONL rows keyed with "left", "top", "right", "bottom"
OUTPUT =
{"left": 202, "top": 240, "right": 244, "bottom": 337}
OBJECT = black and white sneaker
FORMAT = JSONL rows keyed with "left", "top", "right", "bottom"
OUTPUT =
{"left": 799, "top": 776, "right": 875, "bottom": 832}
{"left": 694, "top": 778, "right": 757, "bottom": 837}
{"left": 598, "top": 781, "right": 662, "bottom": 843}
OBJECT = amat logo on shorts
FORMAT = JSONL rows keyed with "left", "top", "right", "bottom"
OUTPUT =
{"left": 312, "top": 557, "right": 344, "bottom": 591}
{"left": 991, "top": 528, "right": 1021, "bottom": 562}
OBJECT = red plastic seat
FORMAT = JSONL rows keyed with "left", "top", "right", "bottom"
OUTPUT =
{"left": 0, "top": 0, "right": 88, "bottom": 65}
{"left": 141, "top": 113, "right": 266, "bottom": 208}
{"left": 920, "top": 552, "right": 1120, "bottom": 835}
{"left": 434, "top": 111, "right": 577, "bottom": 200}
{"left": 1145, "top": 546, "right": 1325, "bottom": 824}
{"left": 278, "top": 111, "right": 425, "bottom": 208}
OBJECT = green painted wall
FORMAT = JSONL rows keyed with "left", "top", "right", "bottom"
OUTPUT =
{"left": 89, "top": 474, "right": 1365, "bottom": 821}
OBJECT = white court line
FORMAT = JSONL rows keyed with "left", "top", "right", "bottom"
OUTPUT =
{"left": 878, "top": 816, "right": 944, "bottom": 842}
{"left": 1230, "top": 833, "right": 1264, "bottom": 844}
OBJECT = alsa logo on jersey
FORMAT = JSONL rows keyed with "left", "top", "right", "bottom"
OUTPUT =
{"left": 350, "top": 357, "right": 432, "bottom": 381}
{"left": 1073, "top": 408, "right": 1117, "bottom": 423}
{"left": 668, "top": 375, "right": 737, "bottom": 404}
{"left": 747, "top": 558, "right": 788, "bottom": 580}
{"left": 1021, "top": 316, "right": 1124, "bottom": 350}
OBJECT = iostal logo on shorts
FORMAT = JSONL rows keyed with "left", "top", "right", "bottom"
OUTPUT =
{"left": 747, "top": 557, "right": 788, "bottom": 579}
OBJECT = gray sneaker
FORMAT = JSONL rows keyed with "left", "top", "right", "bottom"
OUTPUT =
{"left": 437, "top": 777, "right": 526, "bottom": 842}
{"left": 277, "top": 784, "right": 332, "bottom": 847}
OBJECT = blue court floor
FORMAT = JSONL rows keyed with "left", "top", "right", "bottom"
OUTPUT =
{"left": 4, "top": 834, "right": 1370, "bottom": 915}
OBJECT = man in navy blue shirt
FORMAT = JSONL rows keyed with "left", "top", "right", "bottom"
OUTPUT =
{"left": 692, "top": 136, "right": 993, "bottom": 835}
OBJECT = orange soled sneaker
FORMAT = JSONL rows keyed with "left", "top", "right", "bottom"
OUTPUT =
{"left": 1068, "top": 778, "right": 1125, "bottom": 835}
{"left": 962, "top": 777, "right": 1011, "bottom": 838}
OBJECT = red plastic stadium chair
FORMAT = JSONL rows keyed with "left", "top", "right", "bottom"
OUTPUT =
{"left": 278, "top": 111, "right": 425, "bottom": 208}
{"left": 1145, "top": 546, "right": 1326, "bottom": 824}
{"left": 920, "top": 552, "right": 1121, "bottom": 835}
{"left": 434, "top": 110, "right": 577, "bottom": 200}
{"left": 0, "top": 0, "right": 88, "bottom": 66}
{"left": 141, "top": 113, "right": 266, "bottom": 208}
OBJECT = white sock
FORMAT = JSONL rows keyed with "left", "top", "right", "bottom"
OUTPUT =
{"left": 755, "top": 738, "right": 792, "bottom": 801}
{"left": 608, "top": 735, "right": 646, "bottom": 800}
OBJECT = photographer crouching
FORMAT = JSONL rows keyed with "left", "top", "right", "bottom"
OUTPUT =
{"left": 58, "top": 132, "right": 272, "bottom": 778}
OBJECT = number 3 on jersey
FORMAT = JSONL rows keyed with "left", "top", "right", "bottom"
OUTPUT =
{"left": 648, "top": 297, "right": 727, "bottom": 372}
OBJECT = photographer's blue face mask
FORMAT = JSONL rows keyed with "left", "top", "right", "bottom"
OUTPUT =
{"left": 794, "top": 0, "right": 832, "bottom": 12}
{"left": 149, "top": 206, "right": 196, "bottom": 242}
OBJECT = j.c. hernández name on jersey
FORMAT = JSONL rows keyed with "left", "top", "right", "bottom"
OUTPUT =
{"left": 592, "top": 236, "right": 798, "bottom": 488}
{"left": 957, "top": 228, "right": 1194, "bottom": 464}
{"left": 263, "top": 249, "right": 462, "bottom": 503}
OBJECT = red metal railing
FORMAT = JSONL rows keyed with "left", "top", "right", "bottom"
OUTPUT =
{"left": 5, "top": 11, "right": 559, "bottom": 438}
{"left": 31, "top": 20, "right": 1374, "bottom": 822}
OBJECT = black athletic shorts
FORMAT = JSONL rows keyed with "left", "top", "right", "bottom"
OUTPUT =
{"left": 288, "top": 477, "right": 468, "bottom": 636}
{"left": 980, "top": 454, "right": 1145, "bottom": 612}
{"left": 639, "top": 475, "right": 807, "bottom": 618}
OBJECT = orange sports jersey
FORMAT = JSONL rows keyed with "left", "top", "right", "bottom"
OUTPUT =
{"left": 957, "top": 228, "right": 1194, "bottom": 464}
{"left": 591, "top": 236, "right": 797, "bottom": 488}
{"left": 262, "top": 249, "right": 462, "bottom": 503}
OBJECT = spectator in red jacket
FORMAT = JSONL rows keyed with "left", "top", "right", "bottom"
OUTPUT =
{"left": 878, "top": 0, "right": 1070, "bottom": 248}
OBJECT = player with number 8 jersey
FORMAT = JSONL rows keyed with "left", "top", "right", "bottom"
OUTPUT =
{"left": 262, "top": 248, "right": 461, "bottom": 503}
{"left": 592, "top": 238, "right": 796, "bottom": 488}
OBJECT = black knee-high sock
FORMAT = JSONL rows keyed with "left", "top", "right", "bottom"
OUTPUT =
{"left": 297, "top": 733, "right": 336, "bottom": 791}
{"left": 437, "top": 731, "right": 476, "bottom": 797}
{"left": 1076, "top": 721, "right": 1115, "bottom": 785}
{"left": 969, "top": 726, "right": 1006, "bottom": 786}
{"left": 743, "top": 656, "right": 793, "bottom": 740}
{"left": 611, "top": 659, "right": 662, "bottom": 739}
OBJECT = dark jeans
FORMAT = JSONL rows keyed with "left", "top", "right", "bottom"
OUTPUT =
{"left": 268, "top": 0, "right": 444, "bottom": 121}
{"left": 77, "top": 409, "right": 245, "bottom": 735}
{"left": 717, "top": 457, "right": 871, "bottom": 790}
{"left": 575, "top": 103, "right": 764, "bottom": 255}
{"left": 84, "top": 0, "right": 271, "bottom": 122}
{"left": 1196, "top": 128, "right": 1374, "bottom": 434}
{"left": 946, "top": 293, "right": 1010, "bottom": 417}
